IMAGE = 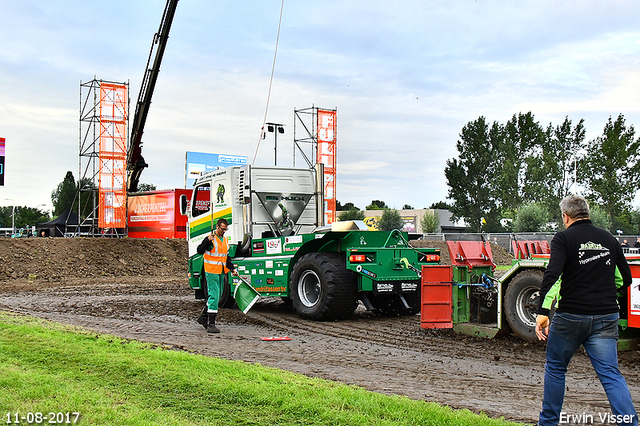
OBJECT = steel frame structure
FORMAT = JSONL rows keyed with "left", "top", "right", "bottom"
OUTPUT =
{"left": 77, "top": 78, "right": 129, "bottom": 237}
{"left": 293, "top": 106, "right": 337, "bottom": 223}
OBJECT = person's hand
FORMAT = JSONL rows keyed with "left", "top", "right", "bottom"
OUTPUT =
{"left": 535, "top": 315, "right": 549, "bottom": 341}
{"left": 232, "top": 269, "right": 239, "bottom": 277}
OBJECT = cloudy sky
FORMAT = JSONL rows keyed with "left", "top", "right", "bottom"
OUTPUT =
{"left": 2, "top": 0, "right": 640, "bottom": 215}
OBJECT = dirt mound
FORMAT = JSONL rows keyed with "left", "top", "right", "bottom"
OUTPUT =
{"left": 0, "top": 237, "right": 513, "bottom": 284}
{"left": 0, "top": 238, "right": 188, "bottom": 282}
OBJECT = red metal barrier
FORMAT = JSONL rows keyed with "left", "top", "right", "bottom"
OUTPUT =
{"left": 420, "top": 265, "right": 453, "bottom": 329}
{"left": 512, "top": 240, "right": 550, "bottom": 259}
{"left": 446, "top": 241, "right": 494, "bottom": 269}
{"left": 628, "top": 264, "right": 640, "bottom": 328}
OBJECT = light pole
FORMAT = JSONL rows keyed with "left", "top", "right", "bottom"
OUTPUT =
{"left": 266, "top": 123, "right": 285, "bottom": 166}
{"left": 4, "top": 198, "right": 14, "bottom": 236}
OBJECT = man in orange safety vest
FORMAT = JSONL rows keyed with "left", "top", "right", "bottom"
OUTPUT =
{"left": 196, "top": 218, "right": 238, "bottom": 333}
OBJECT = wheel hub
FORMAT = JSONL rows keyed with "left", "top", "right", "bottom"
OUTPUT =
{"left": 298, "top": 270, "right": 322, "bottom": 308}
{"left": 516, "top": 286, "right": 540, "bottom": 327}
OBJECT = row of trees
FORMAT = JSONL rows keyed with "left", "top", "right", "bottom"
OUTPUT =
{"left": 0, "top": 206, "right": 50, "bottom": 231}
{"left": 51, "top": 171, "right": 156, "bottom": 218}
{"left": 0, "top": 171, "right": 159, "bottom": 233}
{"left": 0, "top": 171, "right": 85, "bottom": 232}
{"left": 445, "top": 112, "right": 640, "bottom": 233}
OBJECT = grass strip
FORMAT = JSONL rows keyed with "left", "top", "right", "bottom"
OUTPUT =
{"left": 0, "top": 311, "right": 520, "bottom": 425}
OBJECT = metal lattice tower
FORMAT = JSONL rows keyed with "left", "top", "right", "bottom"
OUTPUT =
{"left": 293, "top": 106, "right": 318, "bottom": 168}
{"left": 77, "top": 78, "right": 129, "bottom": 237}
{"left": 293, "top": 106, "right": 337, "bottom": 223}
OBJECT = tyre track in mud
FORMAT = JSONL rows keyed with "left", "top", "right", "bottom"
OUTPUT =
{"left": 2, "top": 279, "right": 640, "bottom": 424}
{"left": 245, "top": 305, "right": 629, "bottom": 422}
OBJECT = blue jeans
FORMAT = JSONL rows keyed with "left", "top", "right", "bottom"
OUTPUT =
{"left": 539, "top": 312, "right": 638, "bottom": 426}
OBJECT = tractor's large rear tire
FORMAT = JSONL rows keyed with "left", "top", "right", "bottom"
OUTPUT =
{"left": 200, "top": 269, "right": 235, "bottom": 309}
{"left": 290, "top": 252, "right": 358, "bottom": 321}
{"left": 504, "top": 270, "right": 544, "bottom": 342}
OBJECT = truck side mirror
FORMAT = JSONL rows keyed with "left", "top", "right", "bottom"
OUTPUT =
{"left": 179, "top": 194, "right": 188, "bottom": 215}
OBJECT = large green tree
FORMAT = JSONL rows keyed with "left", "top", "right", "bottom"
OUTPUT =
{"left": 338, "top": 208, "right": 365, "bottom": 221}
{"left": 445, "top": 116, "right": 501, "bottom": 232}
{"left": 377, "top": 209, "right": 403, "bottom": 231}
{"left": 337, "top": 202, "right": 358, "bottom": 211}
{"left": 420, "top": 210, "right": 440, "bottom": 233}
{"left": 366, "top": 200, "right": 387, "bottom": 210}
{"left": 581, "top": 114, "right": 640, "bottom": 223}
{"left": 75, "top": 177, "right": 98, "bottom": 219}
{"left": 543, "top": 117, "right": 586, "bottom": 220}
{"left": 496, "top": 112, "right": 546, "bottom": 211}
{"left": 137, "top": 183, "right": 157, "bottom": 192}
{"left": 51, "top": 171, "right": 77, "bottom": 216}
{"left": 51, "top": 172, "right": 99, "bottom": 219}
{"left": 513, "top": 202, "right": 548, "bottom": 232}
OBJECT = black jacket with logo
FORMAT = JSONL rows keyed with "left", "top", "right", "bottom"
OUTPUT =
{"left": 537, "top": 219, "right": 632, "bottom": 316}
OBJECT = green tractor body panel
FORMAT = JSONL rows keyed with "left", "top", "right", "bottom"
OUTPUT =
{"left": 230, "top": 229, "right": 440, "bottom": 298}
{"left": 182, "top": 163, "right": 440, "bottom": 317}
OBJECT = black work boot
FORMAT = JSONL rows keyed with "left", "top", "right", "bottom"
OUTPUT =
{"left": 207, "top": 313, "right": 220, "bottom": 333}
{"left": 196, "top": 305, "right": 208, "bottom": 329}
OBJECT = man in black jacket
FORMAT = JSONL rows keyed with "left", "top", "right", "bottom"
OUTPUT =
{"left": 535, "top": 194, "right": 637, "bottom": 426}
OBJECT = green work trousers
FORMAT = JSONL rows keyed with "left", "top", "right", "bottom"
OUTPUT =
{"left": 205, "top": 272, "right": 224, "bottom": 313}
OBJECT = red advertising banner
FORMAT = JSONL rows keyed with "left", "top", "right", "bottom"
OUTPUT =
{"left": 317, "top": 109, "right": 337, "bottom": 224}
{"left": 0, "top": 137, "right": 5, "bottom": 186}
{"left": 98, "top": 83, "right": 128, "bottom": 228}
{"left": 127, "top": 189, "right": 191, "bottom": 239}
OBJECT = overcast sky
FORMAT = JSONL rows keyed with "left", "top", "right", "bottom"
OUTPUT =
{"left": 2, "top": 0, "right": 640, "bottom": 215}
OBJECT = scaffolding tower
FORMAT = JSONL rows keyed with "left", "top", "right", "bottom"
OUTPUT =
{"left": 293, "top": 106, "right": 337, "bottom": 223}
{"left": 76, "top": 78, "right": 129, "bottom": 237}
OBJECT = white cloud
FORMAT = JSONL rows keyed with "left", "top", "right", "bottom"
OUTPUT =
{"left": 2, "top": 0, "right": 640, "bottom": 214}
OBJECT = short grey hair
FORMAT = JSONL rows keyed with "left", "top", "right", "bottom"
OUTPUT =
{"left": 559, "top": 194, "right": 590, "bottom": 220}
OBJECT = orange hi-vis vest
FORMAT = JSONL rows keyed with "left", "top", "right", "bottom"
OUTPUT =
{"left": 203, "top": 235, "right": 230, "bottom": 274}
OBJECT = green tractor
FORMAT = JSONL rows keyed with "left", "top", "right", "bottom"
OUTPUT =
{"left": 182, "top": 164, "right": 440, "bottom": 319}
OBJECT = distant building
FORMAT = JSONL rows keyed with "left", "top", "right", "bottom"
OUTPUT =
{"left": 361, "top": 208, "right": 466, "bottom": 233}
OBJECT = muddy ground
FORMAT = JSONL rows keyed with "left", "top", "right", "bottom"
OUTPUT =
{"left": 1, "top": 238, "right": 639, "bottom": 424}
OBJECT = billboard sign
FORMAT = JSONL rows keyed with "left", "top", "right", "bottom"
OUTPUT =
{"left": 0, "top": 138, "right": 4, "bottom": 186}
{"left": 317, "top": 109, "right": 337, "bottom": 224}
{"left": 127, "top": 189, "right": 191, "bottom": 239}
{"left": 185, "top": 151, "right": 247, "bottom": 188}
{"left": 98, "top": 83, "right": 128, "bottom": 229}
{"left": 364, "top": 216, "right": 416, "bottom": 232}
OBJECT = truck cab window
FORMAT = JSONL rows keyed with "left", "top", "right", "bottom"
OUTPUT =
{"left": 192, "top": 184, "right": 211, "bottom": 217}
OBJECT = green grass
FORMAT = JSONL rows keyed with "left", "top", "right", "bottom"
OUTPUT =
{"left": 0, "top": 312, "right": 520, "bottom": 425}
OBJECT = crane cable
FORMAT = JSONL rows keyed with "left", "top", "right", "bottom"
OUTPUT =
{"left": 252, "top": 0, "right": 285, "bottom": 165}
